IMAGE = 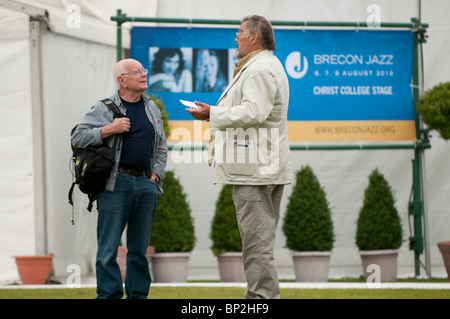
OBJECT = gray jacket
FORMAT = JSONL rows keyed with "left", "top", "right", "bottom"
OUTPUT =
{"left": 71, "top": 91, "right": 167, "bottom": 195}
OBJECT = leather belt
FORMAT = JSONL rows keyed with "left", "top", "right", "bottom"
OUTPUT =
{"left": 119, "top": 167, "right": 151, "bottom": 177}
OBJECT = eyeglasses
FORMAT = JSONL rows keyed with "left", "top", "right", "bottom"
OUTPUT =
{"left": 121, "top": 69, "right": 148, "bottom": 76}
{"left": 236, "top": 32, "right": 250, "bottom": 37}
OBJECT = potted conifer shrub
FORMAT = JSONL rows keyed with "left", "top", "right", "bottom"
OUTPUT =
{"left": 282, "top": 165, "right": 334, "bottom": 282}
{"left": 149, "top": 170, "right": 196, "bottom": 282}
{"left": 210, "top": 184, "right": 245, "bottom": 282}
{"left": 355, "top": 168, "right": 403, "bottom": 282}
{"left": 417, "top": 81, "right": 450, "bottom": 140}
{"left": 149, "top": 94, "right": 171, "bottom": 138}
{"left": 417, "top": 82, "right": 450, "bottom": 278}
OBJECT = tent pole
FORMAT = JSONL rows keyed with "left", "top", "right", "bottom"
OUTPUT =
{"left": 29, "top": 18, "right": 48, "bottom": 256}
{"left": 2, "top": 0, "right": 51, "bottom": 258}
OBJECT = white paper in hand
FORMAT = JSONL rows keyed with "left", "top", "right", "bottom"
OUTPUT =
{"left": 180, "top": 99, "right": 200, "bottom": 109}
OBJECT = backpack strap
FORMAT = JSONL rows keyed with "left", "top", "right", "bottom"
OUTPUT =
{"left": 102, "top": 98, "right": 125, "bottom": 118}
{"left": 67, "top": 181, "right": 78, "bottom": 225}
{"left": 68, "top": 182, "right": 76, "bottom": 207}
{"left": 87, "top": 193, "right": 97, "bottom": 213}
{"left": 101, "top": 97, "right": 124, "bottom": 152}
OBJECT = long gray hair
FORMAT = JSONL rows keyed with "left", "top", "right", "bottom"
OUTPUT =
{"left": 242, "top": 15, "right": 276, "bottom": 51}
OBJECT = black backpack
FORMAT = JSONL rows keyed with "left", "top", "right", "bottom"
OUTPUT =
{"left": 68, "top": 98, "right": 124, "bottom": 221}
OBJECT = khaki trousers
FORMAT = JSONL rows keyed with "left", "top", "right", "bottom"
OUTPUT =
{"left": 232, "top": 184, "right": 284, "bottom": 299}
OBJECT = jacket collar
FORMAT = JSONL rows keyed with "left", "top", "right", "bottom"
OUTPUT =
{"left": 216, "top": 50, "right": 271, "bottom": 104}
{"left": 112, "top": 90, "right": 150, "bottom": 108}
{"left": 233, "top": 49, "right": 266, "bottom": 78}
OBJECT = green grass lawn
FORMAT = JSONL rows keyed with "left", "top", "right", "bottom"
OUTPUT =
{"left": 0, "top": 282, "right": 449, "bottom": 299}
{"left": 3, "top": 285, "right": 446, "bottom": 318}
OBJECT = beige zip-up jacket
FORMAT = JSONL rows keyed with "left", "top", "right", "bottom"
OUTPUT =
{"left": 209, "top": 50, "right": 292, "bottom": 185}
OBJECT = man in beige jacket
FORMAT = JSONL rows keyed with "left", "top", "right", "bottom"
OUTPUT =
{"left": 186, "top": 15, "right": 291, "bottom": 299}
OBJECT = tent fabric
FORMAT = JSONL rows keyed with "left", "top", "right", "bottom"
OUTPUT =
{"left": 0, "top": 0, "right": 158, "bottom": 283}
{"left": 0, "top": 0, "right": 449, "bottom": 284}
{"left": 0, "top": 8, "right": 35, "bottom": 281}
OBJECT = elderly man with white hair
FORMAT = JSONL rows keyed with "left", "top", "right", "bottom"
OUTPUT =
{"left": 72, "top": 58, "right": 167, "bottom": 299}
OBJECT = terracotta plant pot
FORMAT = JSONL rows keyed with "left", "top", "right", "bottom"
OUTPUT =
{"left": 217, "top": 252, "right": 246, "bottom": 282}
{"left": 116, "top": 246, "right": 155, "bottom": 283}
{"left": 14, "top": 255, "right": 54, "bottom": 285}
{"left": 437, "top": 241, "right": 450, "bottom": 279}
{"left": 358, "top": 249, "right": 399, "bottom": 282}
{"left": 151, "top": 252, "right": 190, "bottom": 282}
{"left": 292, "top": 251, "right": 331, "bottom": 282}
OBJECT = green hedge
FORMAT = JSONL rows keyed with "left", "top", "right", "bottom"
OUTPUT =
{"left": 210, "top": 184, "right": 242, "bottom": 256}
{"left": 282, "top": 165, "right": 334, "bottom": 252}
{"left": 149, "top": 170, "right": 196, "bottom": 252}
{"left": 149, "top": 93, "right": 171, "bottom": 138}
{"left": 355, "top": 168, "right": 403, "bottom": 250}
{"left": 417, "top": 81, "right": 450, "bottom": 140}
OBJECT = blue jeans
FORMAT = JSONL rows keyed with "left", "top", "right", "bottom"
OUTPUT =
{"left": 95, "top": 173, "right": 158, "bottom": 299}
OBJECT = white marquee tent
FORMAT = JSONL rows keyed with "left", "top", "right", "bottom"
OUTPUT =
{"left": 0, "top": 0, "right": 449, "bottom": 285}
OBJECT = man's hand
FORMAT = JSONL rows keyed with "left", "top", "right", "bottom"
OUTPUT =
{"left": 149, "top": 172, "right": 160, "bottom": 184}
{"left": 185, "top": 101, "right": 211, "bottom": 121}
{"left": 101, "top": 117, "right": 130, "bottom": 139}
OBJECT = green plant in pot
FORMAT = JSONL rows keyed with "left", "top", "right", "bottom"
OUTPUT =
{"left": 416, "top": 82, "right": 450, "bottom": 280}
{"left": 417, "top": 81, "right": 450, "bottom": 140}
{"left": 282, "top": 165, "right": 334, "bottom": 282}
{"left": 355, "top": 168, "right": 403, "bottom": 282}
{"left": 149, "top": 94, "right": 171, "bottom": 138}
{"left": 210, "top": 184, "right": 245, "bottom": 282}
{"left": 149, "top": 170, "right": 196, "bottom": 282}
